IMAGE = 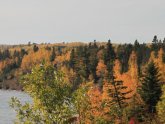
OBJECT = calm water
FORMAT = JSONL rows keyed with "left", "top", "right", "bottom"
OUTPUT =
{"left": 0, "top": 90, "right": 31, "bottom": 124}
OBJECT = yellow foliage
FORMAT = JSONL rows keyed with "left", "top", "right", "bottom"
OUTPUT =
{"left": 21, "top": 49, "right": 51, "bottom": 73}
{"left": 96, "top": 60, "right": 107, "bottom": 77}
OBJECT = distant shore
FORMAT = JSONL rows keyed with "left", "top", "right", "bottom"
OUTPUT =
{"left": 0, "top": 78, "right": 22, "bottom": 91}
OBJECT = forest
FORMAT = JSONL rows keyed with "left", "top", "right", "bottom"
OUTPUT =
{"left": 0, "top": 36, "right": 165, "bottom": 123}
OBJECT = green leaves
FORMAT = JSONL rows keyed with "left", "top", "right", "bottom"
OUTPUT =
{"left": 10, "top": 64, "right": 73, "bottom": 124}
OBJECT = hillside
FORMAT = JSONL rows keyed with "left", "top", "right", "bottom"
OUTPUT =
{"left": 3, "top": 37, "right": 165, "bottom": 123}
{"left": 0, "top": 38, "right": 165, "bottom": 91}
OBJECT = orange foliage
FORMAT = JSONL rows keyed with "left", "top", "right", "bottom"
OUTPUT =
{"left": 60, "top": 66, "right": 76, "bottom": 84}
{"left": 21, "top": 49, "right": 51, "bottom": 73}
{"left": 54, "top": 51, "right": 70, "bottom": 64}
{"left": 114, "top": 59, "right": 121, "bottom": 77}
{"left": 85, "top": 82, "right": 113, "bottom": 123}
{"left": 157, "top": 49, "right": 165, "bottom": 81}
{"left": 114, "top": 51, "right": 138, "bottom": 97}
{"left": 149, "top": 48, "right": 165, "bottom": 81}
{"left": 96, "top": 60, "right": 107, "bottom": 77}
{"left": 88, "top": 84, "right": 102, "bottom": 117}
{"left": 0, "top": 58, "right": 16, "bottom": 72}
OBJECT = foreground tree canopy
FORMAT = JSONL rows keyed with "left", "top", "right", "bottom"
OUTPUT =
{"left": 10, "top": 64, "right": 73, "bottom": 123}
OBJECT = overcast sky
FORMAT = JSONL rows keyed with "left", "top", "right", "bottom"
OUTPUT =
{"left": 0, "top": 0, "right": 165, "bottom": 44}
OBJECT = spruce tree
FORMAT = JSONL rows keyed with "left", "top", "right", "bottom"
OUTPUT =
{"left": 134, "top": 39, "right": 140, "bottom": 51}
{"left": 105, "top": 57, "right": 131, "bottom": 123}
{"left": 89, "top": 41, "right": 98, "bottom": 83}
{"left": 163, "top": 38, "right": 165, "bottom": 44}
{"left": 69, "top": 49, "right": 76, "bottom": 70}
{"left": 152, "top": 35, "right": 158, "bottom": 44}
{"left": 103, "top": 40, "right": 131, "bottom": 123}
{"left": 50, "top": 47, "right": 56, "bottom": 62}
{"left": 103, "top": 39, "right": 115, "bottom": 65}
{"left": 151, "top": 35, "right": 160, "bottom": 57}
{"left": 33, "top": 45, "right": 39, "bottom": 52}
{"left": 82, "top": 46, "right": 90, "bottom": 81}
{"left": 90, "top": 53, "right": 98, "bottom": 83}
{"left": 103, "top": 39, "right": 116, "bottom": 81}
{"left": 139, "top": 61, "right": 162, "bottom": 113}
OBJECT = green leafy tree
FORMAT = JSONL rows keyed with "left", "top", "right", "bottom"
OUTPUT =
{"left": 10, "top": 64, "right": 73, "bottom": 123}
{"left": 139, "top": 61, "right": 162, "bottom": 113}
{"left": 72, "top": 84, "right": 92, "bottom": 124}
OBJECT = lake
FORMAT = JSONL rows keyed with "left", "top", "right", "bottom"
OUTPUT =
{"left": 0, "top": 90, "right": 31, "bottom": 124}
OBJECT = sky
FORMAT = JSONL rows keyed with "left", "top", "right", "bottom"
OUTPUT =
{"left": 0, "top": 0, "right": 165, "bottom": 44}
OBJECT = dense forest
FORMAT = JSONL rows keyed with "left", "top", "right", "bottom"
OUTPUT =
{"left": 0, "top": 36, "right": 165, "bottom": 123}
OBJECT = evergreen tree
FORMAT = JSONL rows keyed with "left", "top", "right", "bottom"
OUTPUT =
{"left": 69, "top": 49, "right": 76, "bottom": 70}
{"left": 152, "top": 35, "right": 158, "bottom": 44}
{"left": 28, "top": 41, "right": 31, "bottom": 46}
{"left": 33, "top": 45, "right": 39, "bottom": 52}
{"left": 139, "top": 61, "right": 162, "bottom": 113}
{"left": 102, "top": 40, "right": 132, "bottom": 123}
{"left": 103, "top": 39, "right": 115, "bottom": 65}
{"left": 134, "top": 39, "right": 140, "bottom": 51}
{"left": 116, "top": 44, "right": 133, "bottom": 73}
{"left": 13, "top": 50, "right": 19, "bottom": 58}
{"left": 93, "top": 40, "right": 98, "bottom": 48}
{"left": 45, "top": 46, "right": 51, "bottom": 51}
{"left": 0, "top": 50, "right": 2, "bottom": 60}
{"left": 109, "top": 80, "right": 131, "bottom": 109}
{"left": 88, "top": 41, "right": 99, "bottom": 83}
{"left": 82, "top": 46, "right": 90, "bottom": 81}
{"left": 163, "top": 52, "right": 165, "bottom": 63}
{"left": 50, "top": 47, "right": 56, "bottom": 62}
{"left": 151, "top": 35, "right": 160, "bottom": 57}
{"left": 90, "top": 53, "right": 98, "bottom": 83}
{"left": 105, "top": 58, "right": 131, "bottom": 123}
{"left": 20, "top": 48, "right": 27, "bottom": 57}
{"left": 133, "top": 41, "right": 151, "bottom": 75}
{"left": 163, "top": 38, "right": 165, "bottom": 44}
{"left": 103, "top": 40, "right": 116, "bottom": 80}
{"left": 3, "top": 49, "right": 10, "bottom": 59}
{"left": 16, "top": 56, "right": 22, "bottom": 67}
{"left": 88, "top": 42, "right": 92, "bottom": 48}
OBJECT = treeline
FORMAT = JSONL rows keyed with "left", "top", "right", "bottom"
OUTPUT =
{"left": 0, "top": 35, "right": 165, "bottom": 88}
{"left": 68, "top": 36, "right": 165, "bottom": 87}
{"left": 6, "top": 35, "right": 165, "bottom": 123}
